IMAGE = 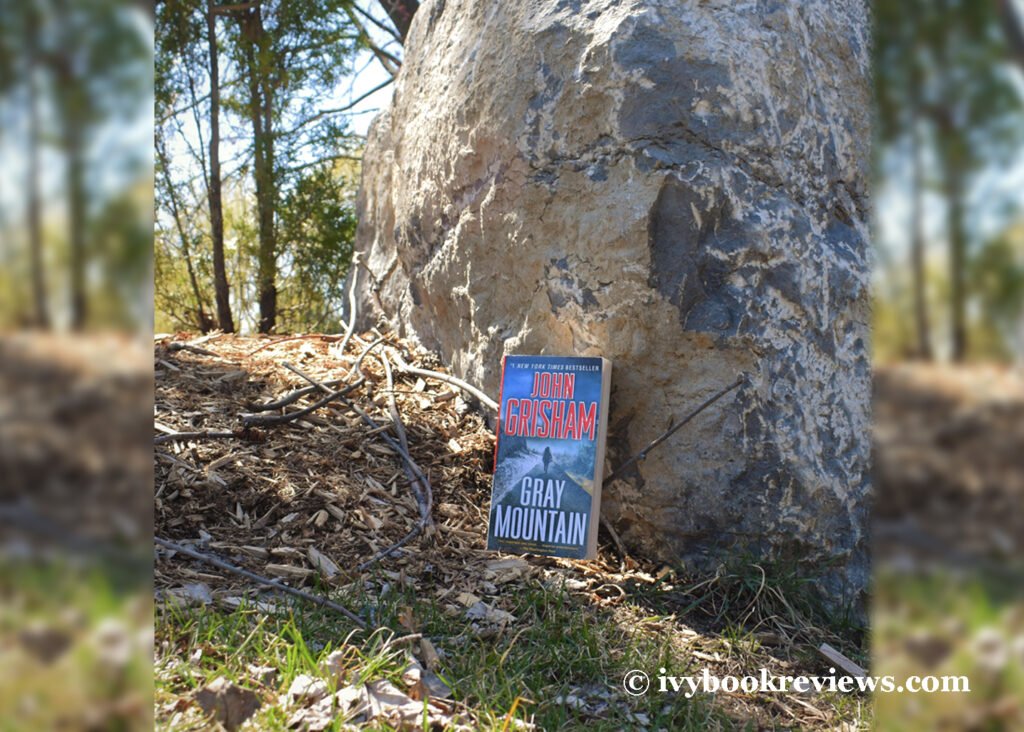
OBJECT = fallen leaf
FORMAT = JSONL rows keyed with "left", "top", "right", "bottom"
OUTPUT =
{"left": 248, "top": 664, "right": 278, "bottom": 686}
{"left": 403, "top": 655, "right": 452, "bottom": 701}
{"left": 397, "top": 606, "right": 418, "bottom": 632}
{"left": 285, "top": 674, "right": 329, "bottom": 705}
{"left": 17, "top": 623, "right": 72, "bottom": 664}
{"left": 194, "top": 676, "right": 261, "bottom": 731}
{"left": 465, "top": 600, "right": 516, "bottom": 624}
{"left": 319, "top": 648, "right": 351, "bottom": 684}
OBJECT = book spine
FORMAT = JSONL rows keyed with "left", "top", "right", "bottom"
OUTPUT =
{"left": 492, "top": 355, "right": 507, "bottom": 475}
{"left": 586, "top": 359, "right": 612, "bottom": 558}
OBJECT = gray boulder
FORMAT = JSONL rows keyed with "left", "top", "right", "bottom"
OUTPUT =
{"left": 354, "top": 0, "right": 872, "bottom": 606}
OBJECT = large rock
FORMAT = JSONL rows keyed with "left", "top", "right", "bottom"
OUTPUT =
{"left": 354, "top": 0, "right": 872, "bottom": 604}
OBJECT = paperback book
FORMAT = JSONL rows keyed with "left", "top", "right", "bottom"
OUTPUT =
{"left": 486, "top": 355, "right": 612, "bottom": 559}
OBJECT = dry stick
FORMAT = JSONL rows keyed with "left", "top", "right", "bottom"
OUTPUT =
{"left": 154, "top": 536, "right": 366, "bottom": 628}
{"left": 154, "top": 429, "right": 239, "bottom": 445}
{"left": 284, "top": 364, "right": 431, "bottom": 489}
{"left": 389, "top": 350, "right": 499, "bottom": 411}
{"left": 380, "top": 351, "right": 432, "bottom": 522}
{"left": 282, "top": 363, "right": 435, "bottom": 570}
{"left": 602, "top": 374, "right": 747, "bottom": 486}
{"left": 247, "top": 336, "right": 383, "bottom": 412}
{"left": 364, "top": 352, "right": 434, "bottom": 569}
{"left": 345, "top": 334, "right": 389, "bottom": 380}
{"left": 167, "top": 342, "right": 221, "bottom": 358}
{"left": 247, "top": 377, "right": 346, "bottom": 412}
{"left": 333, "top": 252, "right": 362, "bottom": 360}
{"left": 241, "top": 379, "right": 364, "bottom": 427}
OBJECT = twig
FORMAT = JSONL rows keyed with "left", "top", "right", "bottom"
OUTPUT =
{"left": 154, "top": 429, "right": 239, "bottom": 445}
{"left": 345, "top": 334, "right": 389, "bottom": 380}
{"left": 245, "top": 335, "right": 382, "bottom": 413}
{"left": 600, "top": 517, "right": 630, "bottom": 560}
{"left": 154, "top": 536, "right": 366, "bottom": 628}
{"left": 341, "top": 5, "right": 400, "bottom": 76}
{"left": 603, "top": 375, "right": 746, "bottom": 485}
{"left": 389, "top": 350, "right": 499, "bottom": 411}
{"left": 247, "top": 377, "right": 346, "bottom": 412}
{"left": 380, "top": 351, "right": 432, "bottom": 522}
{"left": 357, "top": 525, "right": 425, "bottom": 571}
{"left": 167, "top": 342, "right": 221, "bottom": 358}
{"left": 332, "top": 253, "right": 362, "bottom": 361}
{"left": 355, "top": 352, "right": 435, "bottom": 571}
{"left": 282, "top": 365, "right": 431, "bottom": 490}
{"left": 352, "top": 2, "right": 403, "bottom": 42}
{"left": 241, "top": 378, "right": 364, "bottom": 427}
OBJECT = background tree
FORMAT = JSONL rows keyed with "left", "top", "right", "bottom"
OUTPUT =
{"left": 0, "top": 0, "right": 150, "bottom": 332}
{"left": 43, "top": 0, "right": 150, "bottom": 330}
{"left": 874, "top": 0, "right": 1024, "bottom": 362}
{"left": 155, "top": 0, "right": 393, "bottom": 334}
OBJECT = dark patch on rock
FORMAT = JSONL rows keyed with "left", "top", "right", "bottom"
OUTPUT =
{"left": 764, "top": 262, "right": 802, "bottom": 306}
{"left": 408, "top": 279, "right": 422, "bottom": 307}
{"left": 647, "top": 177, "right": 749, "bottom": 337}
{"left": 546, "top": 262, "right": 601, "bottom": 313}
{"left": 615, "top": 24, "right": 743, "bottom": 151}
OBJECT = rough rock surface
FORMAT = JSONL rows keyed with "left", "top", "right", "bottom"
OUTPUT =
{"left": 354, "top": 0, "right": 872, "bottom": 603}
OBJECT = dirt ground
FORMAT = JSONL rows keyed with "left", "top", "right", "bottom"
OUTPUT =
{"left": 872, "top": 361, "right": 1024, "bottom": 569}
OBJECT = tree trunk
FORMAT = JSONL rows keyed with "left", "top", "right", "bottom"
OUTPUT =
{"left": 207, "top": 0, "right": 235, "bottom": 333}
{"left": 26, "top": 19, "right": 50, "bottom": 330}
{"left": 243, "top": 7, "right": 277, "bottom": 334}
{"left": 935, "top": 113, "right": 968, "bottom": 362}
{"left": 910, "top": 123, "right": 932, "bottom": 360}
{"left": 946, "top": 167, "right": 968, "bottom": 362}
{"left": 66, "top": 117, "right": 86, "bottom": 331}
{"left": 376, "top": 0, "right": 419, "bottom": 42}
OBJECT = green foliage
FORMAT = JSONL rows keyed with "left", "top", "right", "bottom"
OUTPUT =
{"left": 969, "top": 224, "right": 1024, "bottom": 359}
{"left": 277, "top": 162, "right": 359, "bottom": 332}
{"left": 155, "top": 0, "right": 369, "bottom": 333}
{"left": 87, "top": 183, "right": 154, "bottom": 330}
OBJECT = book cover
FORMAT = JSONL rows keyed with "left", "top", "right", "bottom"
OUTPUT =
{"left": 486, "top": 355, "right": 612, "bottom": 559}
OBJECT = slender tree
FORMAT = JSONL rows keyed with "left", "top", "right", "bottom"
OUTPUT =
{"left": 239, "top": 4, "right": 278, "bottom": 333}
{"left": 207, "top": 0, "right": 235, "bottom": 331}
{"left": 43, "top": 0, "right": 149, "bottom": 330}
{"left": 875, "top": 0, "right": 1023, "bottom": 361}
{"left": 25, "top": 4, "right": 50, "bottom": 329}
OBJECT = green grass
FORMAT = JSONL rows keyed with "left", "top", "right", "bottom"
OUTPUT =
{"left": 0, "top": 557, "right": 152, "bottom": 731}
{"left": 873, "top": 566, "right": 1024, "bottom": 731}
{"left": 156, "top": 575, "right": 745, "bottom": 731}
